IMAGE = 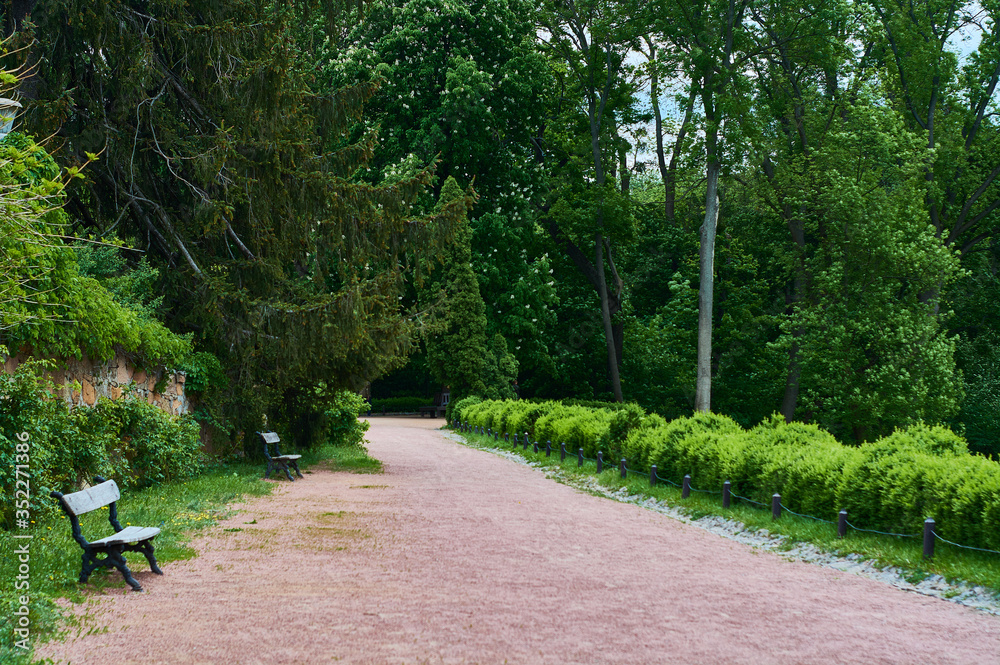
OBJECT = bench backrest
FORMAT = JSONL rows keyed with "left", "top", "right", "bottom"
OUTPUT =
{"left": 59, "top": 480, "right": 121, "bottom": 517}
{"left": 259, "top": 431, "right": 284, "bottom": 458}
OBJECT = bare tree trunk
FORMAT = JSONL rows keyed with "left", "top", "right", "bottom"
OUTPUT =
{"left": 780, "top": 341, "right": 800, "bottom": 421}
{"left": 596, "top": 232, "right": 624, "bottom": 402}
{"left": 587, "top": 70, "right": 624, "bottom": 402}
{"left": 780, "top": 212, "right": 806, "bottom": 421}
{"left": 695, "top": 160, "right": 720, "bottom": 412}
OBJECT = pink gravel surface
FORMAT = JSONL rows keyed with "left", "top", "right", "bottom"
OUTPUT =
{"left": 38, "top": 418, "right": 1000, "bottom": 665}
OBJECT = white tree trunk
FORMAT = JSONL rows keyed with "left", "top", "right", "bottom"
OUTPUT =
{"left": 695, "top": 162, "right": 720, "bottom": 412}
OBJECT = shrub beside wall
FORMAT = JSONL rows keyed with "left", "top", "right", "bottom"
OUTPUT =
{"left": 452, "top": 399, "right": 1000, "bottom": 550}
{"left": 0, "top": 360, "right": 204, "bottom": 527}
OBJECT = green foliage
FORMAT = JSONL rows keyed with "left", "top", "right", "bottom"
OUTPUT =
{"left": 0, "top": 132, "right": 191, "bottom": 367}
{"left": 534, "top": 404, "right": 614, "bottom": 457}
{"left": 764, "top": 100, "right": 964, "bottom": 439}
{"left": 838, "top": 432, "right": 996, "bottom": 548}
{"left": 0, "top": 360, "right": 205, "bottom": 527}
{"left": 327, "top": 0, "right": 551, "bottom": 214}
{"left": 9, "top": 0, "right": 1000, "bottom": 449}
{"left": 92, "top": 398, "right": 205, "bottom": 488}
{"left": 17, "top": 0, "right": 467, "bottom": 444}
{"left": 949, "top": 265, "right": 1000, "bottom": 457}
{"left": 640, "top": 412, "right": 745, "bottom": 482}
{"left": 458, "top": 397, "right": 557, "bottom": 438}
{"left": 460, "top": 398, "right": 649, "bottom": 459}
{"left": 273, "top": 385, "right": 370, "bottom": 452}
{"left": 323, "top": 391, "right": 371, "bottom": 448}
{"left": 424, "top": 177, "right": 489, "bottom": 399}
{"left": 621, "top": 274, "right": 698, "bottom": 417}
{"left": 481, "top": 333, "right": 519, "bottom": 401}
{"left": 178, "top": 351, "right": 229, "bottom": 396}
{"left": 73, "top": 239, "right": 164, "bottom": 320}
{"left": 468, "top": 399, "right": 1000, "bottom": 551}
{"left": 448, "top": 394, "right": 483, "bottom": 424}
{"left": 745, "top": 416, "right": 862, "bottom": 517}
{"left": 5, "top": 269, "right": 193, "bottom": 367}
{"left": 470, "top": 212, "right": 558, "bottom": 389}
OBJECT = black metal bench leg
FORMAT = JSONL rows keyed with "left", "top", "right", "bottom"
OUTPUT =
{"left": 139, "top": 541, "right": 163, "bottom": 575}
{"left": 108, "top": 549, "right": 143, "bottom": 591}
{"left": 282, "top": 462, "right": 295, "bottom": 482}
{"left": 264, "top": 459, "right": 274, "bottom": 480}
{"left": 291, "top": 461, "right": 304, "bottom": 479}
{"left": 80, "top": 551, "right": 99, "bottom": 584}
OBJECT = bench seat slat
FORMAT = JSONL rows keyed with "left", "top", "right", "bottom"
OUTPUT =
{"left": 61, "top": 480, "right": 121, "bottom": 516}
{"left": 273, "top": 454, "right": 301, "bottom": 461}
{"left": 89, "top": 526, "right": 161, "bottom": 547}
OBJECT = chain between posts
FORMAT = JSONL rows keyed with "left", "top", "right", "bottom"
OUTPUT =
{"left": 933, "top": 533, "right": 1000, "bottom": 555}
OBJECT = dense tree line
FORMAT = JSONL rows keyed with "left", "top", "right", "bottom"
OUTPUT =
{"left": 2, "top": 0, "right": 997, "bottom": 453}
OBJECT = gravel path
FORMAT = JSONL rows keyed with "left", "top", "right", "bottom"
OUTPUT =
{"left": 39, "top": 418, "right": 1000, "bottom": 664}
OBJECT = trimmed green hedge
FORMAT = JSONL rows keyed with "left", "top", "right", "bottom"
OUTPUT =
{"left": 367, "top": 396, "right": 434, "bottom": 413}
{"left": 452, "top": 399, "right": 1000, "bottom": 551}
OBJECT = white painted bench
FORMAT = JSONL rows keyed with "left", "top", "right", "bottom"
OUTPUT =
{"left": 50, "top": 477, "right": 163, "bottom": 591}
{"left": 259, "top": 431, "right": 304, "bottom": 481}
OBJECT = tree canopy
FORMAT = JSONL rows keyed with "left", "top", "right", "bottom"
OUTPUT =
{"left": 3, "top": 0, "right": 999, "bottom": 451}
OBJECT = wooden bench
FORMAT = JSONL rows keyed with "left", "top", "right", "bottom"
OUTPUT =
{"left": 418, "top": 391, "right": 450, "bottom": 418}
{"left": 50, "top": 476, "right": 162, "bottom": 592}
{"left": 259, "top": 431, "right": 304, "bottom": 481}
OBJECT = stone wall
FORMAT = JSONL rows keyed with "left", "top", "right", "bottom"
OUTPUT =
{"left": 2, "top": 348, "right": 188, "bottom": 416}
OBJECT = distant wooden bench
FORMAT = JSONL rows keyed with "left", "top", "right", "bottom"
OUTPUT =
{"left": 259, "top": 431, "right": 304, "bottom": 481}
{"left": 418, "top": 391, "right": 450, "bottom": 418}
{"left": 50, "top": 476, "right": 162, "bottom": 592}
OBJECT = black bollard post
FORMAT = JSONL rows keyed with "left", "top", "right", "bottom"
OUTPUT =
{"left": 650, "top": 465, "right": 657, "bottom": 487}
{"left": 723, "top": 481, "right": 731, "bottom": 509}
{"left": 546, "top": 441, "right": 552, "bottom": 457}
{"left": 923, "top": 518, "right": 936, "bottom": 559}
{"left": 620, "top": 459, "right": 626, "bottom": 479}
{"left": 838, "top": 510, "right": 847, "bottom": 538}
{"left": 513, "top": 432, "right": 519, "bottom": 448}
{"left": 560, "top": 443, "right": 566, "bottom": 461}
{"left": 772, "top": 494, "right": 782, "bottom": 520}
{"left": 533, "top": 438, "right": 538, "bottom": 454}
{"left": 682, "top": 475, "right": 691, "bottom": 499}
{"left": 578, "top": 448, "right": 584, "bottom": 467}
{"left": 523, "top": 432, "right": 529, "bottom": 451}
{"left": 597, "top": 451, "right": 603, "bottom": 473}
{"left": 505, "top": 432, "right": 509, "bottom": 444}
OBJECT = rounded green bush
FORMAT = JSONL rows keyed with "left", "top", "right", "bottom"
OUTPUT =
{"left": 645, "top": 412, "right": 744, "bottom": 484}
